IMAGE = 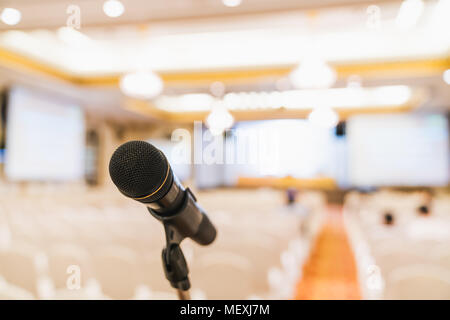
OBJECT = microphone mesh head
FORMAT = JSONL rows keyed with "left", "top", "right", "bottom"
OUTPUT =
{"left": 109, "top": 141, "right": 171, "bottom": 199}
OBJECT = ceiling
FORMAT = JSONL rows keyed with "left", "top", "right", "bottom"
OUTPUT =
{"left": 0, "top": 0, "right": 448, "bottom": 122}
{"left": 0, "top": 0, "right": 399, "bottom": 30}
{"left": 0, "top": 0, "right": 447, "bottom": 76}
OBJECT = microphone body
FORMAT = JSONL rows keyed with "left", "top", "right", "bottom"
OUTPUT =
{"left": 109, "top": 141, "right": 216, "bottom": 246}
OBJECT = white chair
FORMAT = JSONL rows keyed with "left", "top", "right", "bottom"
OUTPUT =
{"left": 92, "top": 246, "right": 140, "bottom": 300}
{"left": 431, "top": 244, "right": 450, "bottom": 270}
{"left": 267, "top": 267, "right": 295, "bottom": 299}
{"left": 46, "top": 286, "right": 110, "bottom": 300}
{"left": 0, "top": 276, "right": 35, "bottom": 300}
{"left": 47, "top": 244, "right": 94, "bottom": 290}
{"left": 375, "top": 250, "right": 424, "bottom": 277}
{"left": 211, "top": 233, "right": 280, "bottom": 293}
{"left": 191, "top": 251, "right": 256, "bottom": 300}
{"left": 385, "top": 264, "right": 450, "bottom": 300}
{"left": 137, "top": 252, "right": 173, "bottom": 293}
{"left": 132, "top": 284, "right": 178, "bottom": 300}
{"left": 0, "top": 245, "right": 47, "bottom": 297}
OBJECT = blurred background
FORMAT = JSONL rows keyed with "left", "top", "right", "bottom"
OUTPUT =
{"left": 0, "top": 0, "right": 448, "bottom": 300}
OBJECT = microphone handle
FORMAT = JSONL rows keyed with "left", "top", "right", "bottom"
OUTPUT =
{"left": 148, "top": 187, "right": 217, "bottom": 245}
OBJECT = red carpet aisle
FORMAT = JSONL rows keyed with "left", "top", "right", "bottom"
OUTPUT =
{"left": 294, "top": 207, "right": 361, "bottom": 300}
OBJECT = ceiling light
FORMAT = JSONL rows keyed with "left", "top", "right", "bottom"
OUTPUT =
{"left": 431, "top": 0, "right": 450, "bottom": 31}
{"left": 396, "top": 0, "right": 424, "bottom": 30}
{"left": 373, "top": 85, "right": 412, "bottom": 105}
{"left": 290, "top": 56, "right": 337, "bottom": 89}
{"left": 1, "top": 8, "right": 21, "bottom": 26}
{"left": 222, "top": 0, "right": 242, "bottom": 8}
{"left": 308, "top": 106, "right": 339, "bottom": 129}
{"left": 155, "top": 94, "right": 213, "bottom": 112}
{"left": 57, "top": 27, "right": 91, "bottom": 47}
{"left": 443, "top": 69, "right": 450, "bottom": 85}
{"left": 206, "top": 105, "right": 234, "bottom": 136}
{"left": 120, "top": 71, "right": 163, "bottom": 99}
{"left": 103, "top": 0, "right": 124, "bottom": 18}
{"left": 153, "top": 86, "right": 413, "bottom": 112}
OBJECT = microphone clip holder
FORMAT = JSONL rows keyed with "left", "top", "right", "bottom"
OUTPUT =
{"left": 161, "top": 223, "right": 190, "bottom": 293}
{"left": 147, "top": 187, "right": 211, "bottom": 300}
{"left": 148, "top": 201, "right": 193, "bottom": 300}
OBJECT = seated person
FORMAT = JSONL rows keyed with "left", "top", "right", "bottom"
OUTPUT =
{"left": 417, "top": 205, "right": 430, "bottom": 216}
{"left": 383, "top": 212, "right": 394, "bottom": 226}
{"left": 285, "top": 188, "right": 297, "bottom": 206}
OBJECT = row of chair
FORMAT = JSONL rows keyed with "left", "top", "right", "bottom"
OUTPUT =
{"left": 0, "top": 187, "right": 326, "bottom": 299}
{"left": 344, "top": 190, "right": 450, "bottom": 299}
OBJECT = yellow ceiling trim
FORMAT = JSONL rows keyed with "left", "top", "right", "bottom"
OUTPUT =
{"left": 335, "top": 58, "right": 450, "bottom": 79}
{"left": 80, "top": 58, "right": 450, "bottom": 86}
{"left": 0, "top": 47, "right": 76, "bottom": 82}
{"left": 0, "top": 47, "right": 448, "bottom": 87}
{"left": 237, "top": 176, "right": 337, "bottom": 190}
{"left": 123, "top": 98, "right": 171, "bottom": 121}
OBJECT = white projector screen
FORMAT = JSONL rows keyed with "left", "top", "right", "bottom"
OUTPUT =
{"left": 347, "top": 113, "right": 449, "bottom": 187}
{"left": 5, "top": 87, "right": 85, "bottom": 181}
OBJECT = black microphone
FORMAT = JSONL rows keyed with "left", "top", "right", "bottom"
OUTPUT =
{"left": 109, "top": 140, "right": 216, "bottom": 245}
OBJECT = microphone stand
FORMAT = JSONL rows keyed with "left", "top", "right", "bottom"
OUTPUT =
{"left": 161, "top": 223, "right": 191, "bottom": 300}
{"left": 147, "top": 187, "right": 214, "bottom": 301}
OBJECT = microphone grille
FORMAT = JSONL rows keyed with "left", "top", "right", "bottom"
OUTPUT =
{"left": 109, "top": 140, "right": 171, "bottom": 199}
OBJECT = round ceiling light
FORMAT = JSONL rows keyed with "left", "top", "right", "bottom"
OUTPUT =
{"left": 290, "top": 56, "right": 337, "bottom": 89}
{"left": 103, "top": 0, "right": 125, "bottom": 18}
{"left": 119, "top": 71, "right": 164, "bottom": 100}
{"left": 308, "top": 106, "right": 339, "bottom": 128}
{"left": 1, "top": 8, "right": 21, "bottom": 26}
{"left": 206, "top": 105, "right": 234, "bottom": 136}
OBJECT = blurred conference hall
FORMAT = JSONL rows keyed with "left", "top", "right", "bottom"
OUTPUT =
{"left": 0, "top": 0, "right": 448, "bottom": 301}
